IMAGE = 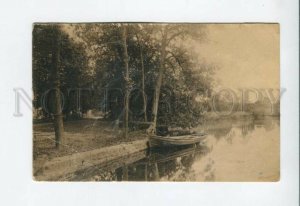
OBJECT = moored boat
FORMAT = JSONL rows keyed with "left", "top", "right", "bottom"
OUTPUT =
{"left": 149, "top": 133, "right": 207, "bottom": 147}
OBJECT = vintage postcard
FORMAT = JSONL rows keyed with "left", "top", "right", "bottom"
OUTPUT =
{"left": 33, "top": 23, "right": 280, "bottom": 181}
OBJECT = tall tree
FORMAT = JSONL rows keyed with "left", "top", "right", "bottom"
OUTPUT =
{"left": 146, "top": 26, "right": 168, "bottom": 134}
{"left": 135, "top": 32, "right": 147, "bottom": 122}
{"left": 33, "top": 24, "right": 90, "bottom": 148}
{"left": 33, "top": 24, "right": 90, "bottom": 119}
{"left": 72, "top": 24, "right": 212, "bottom": 133}
{"left": 51, "top": 25, "right": 64, "bottom": 148}
{"left": 121, "top": 25, "right": 130, "bottom": 137}
{"left": 146, "top": 24, "right": 208, "bottom": 134}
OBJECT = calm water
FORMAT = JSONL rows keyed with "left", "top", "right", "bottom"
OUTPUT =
{"left": 77, "top": 116, "right": 280, "bottom": 182}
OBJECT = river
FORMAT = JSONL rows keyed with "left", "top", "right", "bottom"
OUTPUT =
{"left": 75, "top": 116, "right": 279, "bottom": 182}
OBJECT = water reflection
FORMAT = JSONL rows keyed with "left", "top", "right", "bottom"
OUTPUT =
{"left": 83, "top": 116, "right": 279, "bottom": 182}
{"left": 112, "top": 145, "right": 211, "bottom": 181}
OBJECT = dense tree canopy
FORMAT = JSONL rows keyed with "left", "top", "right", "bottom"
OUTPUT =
{"left": 33, "top": 24, "right": 91, "bottom": 119}
{"left": 33, "top": 23, "right": 217, "bottom": 132}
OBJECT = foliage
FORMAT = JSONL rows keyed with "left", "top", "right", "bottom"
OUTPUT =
{"left": 33, "top": 24, "right": 90, "bottom": 118}
{"left": 33, "top": 23, "right": 217, "bottom": 129}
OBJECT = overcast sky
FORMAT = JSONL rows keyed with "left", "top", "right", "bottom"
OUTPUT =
{"left": 193, "top": 24, "right": 279, "bottom": 90}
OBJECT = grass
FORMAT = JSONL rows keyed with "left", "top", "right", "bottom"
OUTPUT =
{"left": 33, "top": 119, "right": 149, "bottom": 160}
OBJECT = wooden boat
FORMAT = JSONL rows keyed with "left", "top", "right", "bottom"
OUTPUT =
{"left": 149, "top": 133, "right": 207, "bottom": 147}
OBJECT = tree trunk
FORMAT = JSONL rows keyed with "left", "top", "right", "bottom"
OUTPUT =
{"left": 137, "top": 35, "right": 148, "bottom": 122}
{"left": 122, "top": 25, "right": 129, "bottom": 138}
{"left": 122, "top": 166, "right": 129, "bottom": 180}
{"left": 153, "top": 163, "right": 160, "bottom": 180}
{"left": 52, "top": 26, "right": 64, "bottom": 149}
{"left": 147, "top": 33, "right": 167, "bottom": 135}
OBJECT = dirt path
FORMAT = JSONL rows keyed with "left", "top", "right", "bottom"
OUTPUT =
{"left": 33, "top": 119, "right": 148, "bottom": 160}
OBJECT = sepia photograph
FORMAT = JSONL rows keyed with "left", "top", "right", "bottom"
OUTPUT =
{"left": 32, "top": 23, "right": 280, "bottom": 181}
{"left": 1, "top": 0, "right": 299, "bottom": 204}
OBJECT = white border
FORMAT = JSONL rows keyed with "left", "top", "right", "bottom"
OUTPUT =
{"left": 0, "top": 0, "right": 298, "bottom": 206}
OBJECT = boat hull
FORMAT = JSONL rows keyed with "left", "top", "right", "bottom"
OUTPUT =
{"left": 149, "top": 134, "right": 207, "bottom": 148}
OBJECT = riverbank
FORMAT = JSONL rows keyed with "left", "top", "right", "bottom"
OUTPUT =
{"left": 33, "top": 113, "right": 276, "bottom": 180}
{"left": 34, "top": 139, "right": 148, "bottom": 181}
{"left": 33, "top": 119, "right": 149, "bottom": 158}
{"left": 33, "top": 112, "right": 256, "bottom": 162}
{"left": 33, "top": 119, "right": 150, "bottom": 180}
{"left": 203, "top": 111, "right": 254, "bottom": 120}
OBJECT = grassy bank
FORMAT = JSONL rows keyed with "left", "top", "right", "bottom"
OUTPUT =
{"left": 33, "top": 119, "right": 149, "bottom": 160}
{"left": 33, "top": 119, "right": 150, "bottom": 180}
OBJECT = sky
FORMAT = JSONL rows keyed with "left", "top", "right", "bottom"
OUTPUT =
{"left": 193, "top": 24, "right": 279, "bottom": 90}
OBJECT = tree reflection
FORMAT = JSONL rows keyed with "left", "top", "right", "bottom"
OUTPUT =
{"left": 86, "top": 117, "right": 279, "bottom": 181}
